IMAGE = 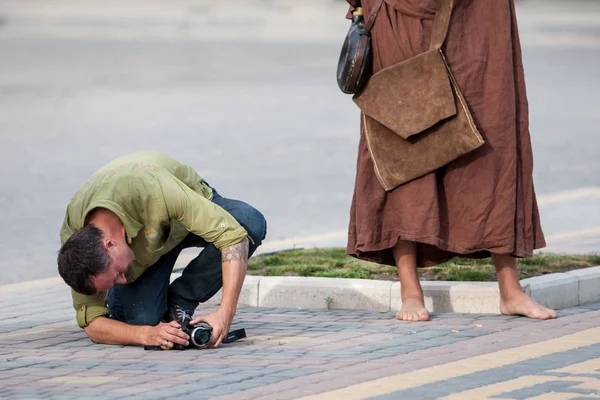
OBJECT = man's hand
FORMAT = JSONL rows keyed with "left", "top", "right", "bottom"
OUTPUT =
{"left": 190, "top": 308, "right": 232, "bottom": 348}
{"left": 142, "top": 321, "right": 190, "bottom": 350}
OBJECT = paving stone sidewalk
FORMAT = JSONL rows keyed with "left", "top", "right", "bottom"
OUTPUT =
{"left": 0, "top": 279, "right": 599, "bottom": 399}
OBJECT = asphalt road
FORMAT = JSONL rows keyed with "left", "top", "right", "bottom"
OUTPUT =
{"left": 1, "top": 0, "right": 599, "bottom": 284}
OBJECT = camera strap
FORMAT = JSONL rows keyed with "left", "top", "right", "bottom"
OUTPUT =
{"left": 223, "top": 328, "right": 246, "bottom": 344}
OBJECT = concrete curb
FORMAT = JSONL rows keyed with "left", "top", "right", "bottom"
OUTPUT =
{"left": 2, "top": 267, "right": 598, "bottom": 315}
{"left": 200, "top": 266, "right": 600, "bottom": 313}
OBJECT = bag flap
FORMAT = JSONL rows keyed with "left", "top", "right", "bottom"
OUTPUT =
{"left": 354, "top": 49, "right": 457, "bottom": 140}
{"left": 362, "top": 66, "right": 484, "bottom": 191}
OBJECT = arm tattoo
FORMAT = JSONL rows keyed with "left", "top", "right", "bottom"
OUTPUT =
{"left": 221, "top": 237, "right": 249, "bottom": 263}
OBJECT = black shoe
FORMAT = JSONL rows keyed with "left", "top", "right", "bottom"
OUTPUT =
{"left": 166, "top": 301, "right": 194, "bottom": 327}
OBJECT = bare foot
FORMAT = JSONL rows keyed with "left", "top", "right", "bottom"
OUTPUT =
{"left": 500, "top": 292, "right": 557, "bottom": 319}
{"left": 396, "top": 297, "right": 430, "bottom": 322}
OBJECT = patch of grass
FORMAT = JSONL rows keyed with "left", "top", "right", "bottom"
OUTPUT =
{"left": 418, "top": 262, "right": 496, "bottom": 281}
{"left": 325, "top": 296, "right": 335, "bottom": 309}
{"left": 248, "top": 248, "right": 600, "bottom": 282}
{"left": 588, "top": 253, "right": 600, "bottom": 265}
{"left": 316, "top": 266, "right": 371, "bottom": 279}
{"left": 262, "top": 256, "right": 284, "bottom": 266}
{"left": 445, "top": 267, "right": 492, "bottom": 282}
{"left": 263, "top": 265, "right": 327, "bottom": 277}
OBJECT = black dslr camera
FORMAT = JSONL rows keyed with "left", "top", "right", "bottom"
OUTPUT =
{"left": 144, "top": 322, "right": 246, "bottom": 351}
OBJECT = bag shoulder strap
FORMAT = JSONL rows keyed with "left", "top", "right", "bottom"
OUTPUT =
{"left": 365, "top": 0, "right": 385, "bottom": 32}
{"left": 429, "top": 0, "right": 454, "bottom": 50}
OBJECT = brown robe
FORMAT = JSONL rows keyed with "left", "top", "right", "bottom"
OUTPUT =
{"left": 346, "top": 0, "right": 546, "bottom": 267}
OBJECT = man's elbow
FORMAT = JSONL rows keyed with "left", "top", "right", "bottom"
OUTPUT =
{"left": 83, "top": 319, "right": 103, "bottom": 343}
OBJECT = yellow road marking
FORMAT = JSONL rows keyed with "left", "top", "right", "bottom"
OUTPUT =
{"left": 545, "top": 226, "right": 600, "bottom": 242}
{"left": 512, "top": 392, "right": 583, "bottom": 400}
{"left": 441, "top": 375, "right": 556, "bottom": 400}
{"left": 549, "top": 358, "right": 600, "bottom": 375}
{"left": 572, "top": 377, "right": 600, "bottom": 391}
{"left": 300, "top": 327, "right": 600, "bottom": 400}
{"left": 538, "top": 187, "right": 600, "bottom": 205}
{"left": 442, "top": 376, "right": 600, "bottom": 400}
{"left": 523, "top": 34, "right": 600, "bottom": 48}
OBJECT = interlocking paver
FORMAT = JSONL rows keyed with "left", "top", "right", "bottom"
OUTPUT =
{"left": 1, "top": 278, "right": 600, "bottom": 399}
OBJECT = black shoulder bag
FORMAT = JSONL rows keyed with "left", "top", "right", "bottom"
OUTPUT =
{"left": 336, "top": 0, "right": 385, "bottom": 95}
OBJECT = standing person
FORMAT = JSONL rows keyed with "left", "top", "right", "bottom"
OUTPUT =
{"left": 58, "top": 151, "right": 267, "bottom": 348}
{"left": 345, "top": 0, "right": 556, "bottom": 321}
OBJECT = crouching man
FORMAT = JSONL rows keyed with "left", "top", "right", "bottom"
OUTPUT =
{"left": 57, "top": 151, "right": 266, "bottom": 349}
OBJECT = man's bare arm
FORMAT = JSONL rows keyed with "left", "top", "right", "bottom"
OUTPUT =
{"left": 190, "top": 236, "right": 249, "bottom": 347}
{"left": 220, "top": 237, "right": 249, "bottom": 316}
{"left": 84, "top": 317, "right": 189, "bottom": 349}
{"left": 221, "top": 236, "right": 249, "bottom": 264}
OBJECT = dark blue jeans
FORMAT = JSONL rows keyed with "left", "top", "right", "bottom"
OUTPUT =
{"left": 108, "top": 188, "right": 267, "bottom": 326}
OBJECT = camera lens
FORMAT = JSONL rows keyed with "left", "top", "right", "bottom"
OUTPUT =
{"left": 190, "top": 326, "right": 212, "bottom": 348}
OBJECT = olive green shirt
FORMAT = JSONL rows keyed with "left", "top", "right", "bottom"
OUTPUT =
{"left": 60, "top": 151, "right": 248, "bottom": 328}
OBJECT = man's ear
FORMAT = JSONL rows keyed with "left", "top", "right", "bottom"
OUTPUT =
{"left": 104, "top": 238, "right": 117, "bottom": 252}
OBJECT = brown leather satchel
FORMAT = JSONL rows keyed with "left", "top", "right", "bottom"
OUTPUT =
{"left": 353, "top": 0, "right": 485, "bottom": 191}
{"left": 336, "top": 0, "right": 385, "bottom": 94}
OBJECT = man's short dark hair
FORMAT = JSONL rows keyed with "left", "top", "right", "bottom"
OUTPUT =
{"left": 57, "top": 225, "right": 112, "bottom": 295}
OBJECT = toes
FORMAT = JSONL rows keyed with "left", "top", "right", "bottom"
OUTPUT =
{"left": 397, "top": 309, "right": 429, "bottom": 322}
{"left": 533, "top": 306, "right": 556, "bottom": 320}
{"left": 396, "top": 312, "right": 416, "bottom": 321}
{"left": 534, "top": 304, "right": 556, "bottom": 320}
